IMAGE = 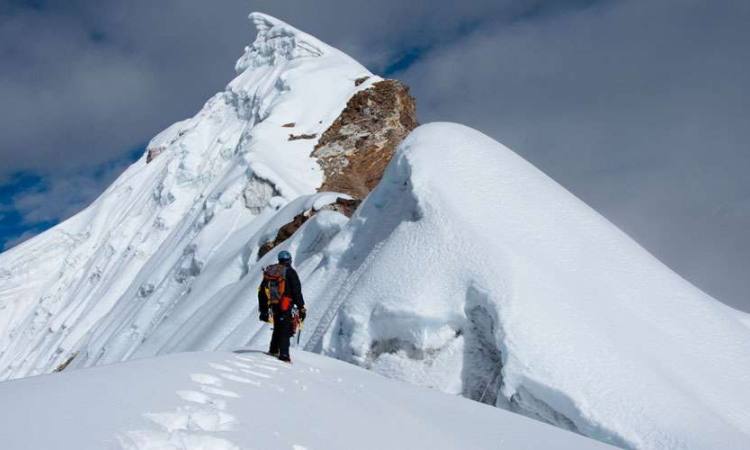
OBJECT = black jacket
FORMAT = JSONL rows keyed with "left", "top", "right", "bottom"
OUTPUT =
{"left": 258, "top": 264, "right": 305, "bottom": 316}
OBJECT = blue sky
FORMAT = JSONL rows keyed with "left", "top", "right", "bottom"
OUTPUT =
{"left": 0, "top": 0, "right": 748, "bottom": 311}
{"left": 0, "top": 173, "right": 55, "bottom": 249}
{"left": 0, "top": 145, "right": 145, "bottom": 250}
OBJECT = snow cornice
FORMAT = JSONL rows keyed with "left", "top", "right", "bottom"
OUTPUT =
{"left": 235, "top": 12, "right": 328, "bottom": 73}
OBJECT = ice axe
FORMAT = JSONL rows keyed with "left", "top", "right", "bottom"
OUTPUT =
{"left": 296, "top": 318, "right": 304, "bottom": 346}
{"left": 293, "top": 309, "right": 304, "bottom": 346}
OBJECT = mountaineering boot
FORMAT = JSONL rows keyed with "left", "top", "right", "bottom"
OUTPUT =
{"left": 278, "top": 354, "right": 292, "bottom": 363}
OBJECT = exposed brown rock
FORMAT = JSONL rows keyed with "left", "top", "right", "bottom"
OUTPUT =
{"left": 312, "top": 79, "right": 417, "bottom": 198}
{"left": 54, "top": 351, "right": 78, "bottom": 372}
{"left": 258, "top": 212, "right": 309, "bottom": 259}
{"left": 354, "top": 76, "right": 370, "bottom": 86}
{"left": 281, "top": 122, "right": 296, "bottom": 128}
{"left": 320, "top": 197, "right": 361, "bottom": 217}
{"left": 257, "top": 241, "right": 277, "bottom": 259}
{"left": 260, "top": 79, "right": 416, "bottom": 257}
{"left": 257, "top": 197, "right": 361, "bottom": 260}
{"left": 288, "top": 133, "right": 318, "bottom": 141}
{"left": 146, "top": 128, "right": 190, "bottom": 163}
{"left": 146, "top": 147, "right": 164, "bottom": 163}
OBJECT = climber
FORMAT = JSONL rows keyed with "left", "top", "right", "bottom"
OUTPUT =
{"left": 258, "top": 250, "right": 306, "bottom": 362}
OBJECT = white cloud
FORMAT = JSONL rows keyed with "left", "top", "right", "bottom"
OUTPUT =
{"left": 9, "top": 158, "right": 132, "bottom": 226}
{"left": 399, "top": 0, "right": 750, "bottom": 310}
{"left": 2, "top": 230, "right": 38, "bottom": 251}
{"left": 0, "top": 0, "right": 748, "bottom": 310}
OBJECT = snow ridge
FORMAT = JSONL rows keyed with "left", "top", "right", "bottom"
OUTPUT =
{"left": 309, "top": 123, "right": 750, "bottom": 450}
{"left": 235, "top": 12, "right": 326, "bottom": 73}
{"left": 0, "top": 351, "right": 617, "bottom": 450}
{"left": 2, "top": 11, "right": 749, "bottom": 450}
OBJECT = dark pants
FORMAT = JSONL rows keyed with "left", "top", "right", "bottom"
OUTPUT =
{"left": 269, "top": 312, "right": 293, "bottom": 359}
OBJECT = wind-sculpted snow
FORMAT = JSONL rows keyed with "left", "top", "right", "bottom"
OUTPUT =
{"left": 1, "top": 11, "right": 749, "bottom": 450}
{"left": 0, "top": 12, "right": 374, "bottom": 379}
{"left": 235, "top": 13, "right": 325, "bottom": 72}
{"left": 305, "top": 123, "right": 750, "bottom": 450}
{"left": 0, "top": 351, "right": 617, "bottom": 450}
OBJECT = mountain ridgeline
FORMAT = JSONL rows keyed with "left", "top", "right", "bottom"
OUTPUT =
{"left": 0, "top": 12, "right": 748, "bottom": 450}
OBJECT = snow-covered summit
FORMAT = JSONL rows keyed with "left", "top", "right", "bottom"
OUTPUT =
{"left": 0, "top": 12, "right": 376, "bottom": 380}
{"left": 235, "top": 12, "right": 327, "bottom": 72}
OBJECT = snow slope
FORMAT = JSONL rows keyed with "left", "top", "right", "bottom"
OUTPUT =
{"left": 300, "top": 123, "right": 750, "bottom": 450}
{"left": 0, "top": 12, "right": 376, "bottom": 378}
{"left": 71, "top": 120, "right": 748, "bottom": 450}
{"left": 0, "top": 11, "right": 749, "bottom": 450}
{"left": 0, "top": 350, "right": 616, "bottom": 450}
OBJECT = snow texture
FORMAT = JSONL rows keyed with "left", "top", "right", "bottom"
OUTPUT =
{"left": 0, "top": 350, "right": 616, "bottom": 450}
{"left": 307, "top": 123, "right": 750, "bottom": 450}
{"left": 1, "top": 11, "right": 749, "bottom": 450}
{"left": 0, "top": 11, "right": 375, "bottom": 377}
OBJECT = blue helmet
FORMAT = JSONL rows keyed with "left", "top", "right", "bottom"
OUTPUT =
{"left": 278, "top": 250, "right": 292, "bottom": 263}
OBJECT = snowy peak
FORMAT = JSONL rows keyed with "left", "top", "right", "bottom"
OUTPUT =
{"left": 235, "top": 12, "right": 327, "bottom": 73}
{"left": 3, "top": 10, "right": 749, "bottom": 450}
{"left": 0, "top": 11, "right": 380, "bottom": 381}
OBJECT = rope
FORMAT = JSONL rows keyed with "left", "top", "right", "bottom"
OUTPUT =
{"left": 478, "top": 364, "right": 503, "bottom": 404}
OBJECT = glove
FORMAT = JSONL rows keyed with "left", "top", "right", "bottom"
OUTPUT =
{"left": 298, "top": 307, "right": 306, "bottom": 322}
{"left": 259, "top": 311, "right": 269, "bottom": 323}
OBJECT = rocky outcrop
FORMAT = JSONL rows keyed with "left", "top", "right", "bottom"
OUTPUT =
{"left": 289, "top": 133, "right": 318, "bottom": 141}
{"left": 259, "top": 80, "right": 416, "bottom": 257}
{"left": 146, "top": 147, "right": 164, "bottom": 163}
{"left": 53, "top": 352, "right": 78, "bottom": 372}
{"left": 258, "top": 213, "right": 308, "bottom": 259}
{"left": 320, "top": 197, "right": 361, "bottom": 217}
{"left": 312, "top": 80, "right": 417, "bottom": 198}
{"left": 145, "top": 123, "right": 193, "bottom": 163}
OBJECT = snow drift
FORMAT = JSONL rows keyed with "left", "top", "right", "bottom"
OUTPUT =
{"left": 305, "top": 123, "right": 750, "bottom": 449}
{"left": 0, "top": 350, "right": 617, "bottom": 450}
{"left": 0, "top": 11, "right": 749, "bottom": 450}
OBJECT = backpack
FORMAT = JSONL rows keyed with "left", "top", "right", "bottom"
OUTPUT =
{"left": 263, "top": 264, "right": 291, "bottom": 312}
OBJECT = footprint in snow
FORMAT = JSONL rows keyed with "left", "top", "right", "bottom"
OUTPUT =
{"left": 233, "top": 355, "right": 259, "bottom": 364}
{"left": 119, "top": 405, "right": 238, "bottom": 450}
{"left": 252, "top": 362, "right": 280, "bottom": 372}
{"left": 117, "top": 366, "right": 241, "bottom": 449}
{"left": 209, "top": 362, "right": 237, "bottom": 373}
{"left": 229, "top": 358, "right": 281, "bottom": 375}
{"left": 119, "top": 430, "right": 239, "bottom": 450}
{"left": 235, "top": 354, "right": 288, "bottom": 368}
{"left": 144, "top": 407, "right": 236, "bottom": 432}
{"left": 228, "top": 360, "right": 254, "bottom": 369}
{"left": 200, "top": 385, "right": 241, "bottom": 398}
{"left": 238, "top": 368, "right": 272, "bottom": 379}
{"left": 190, "top": 373, "right": 223, "bottom": 387}
{"left": 177, "top": 390, "right": 227, "bottom": 410}
{"left": 220, "top": 372, "right": 262, "bottom": 386}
